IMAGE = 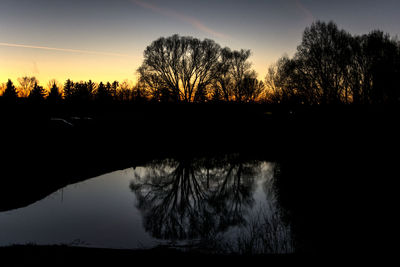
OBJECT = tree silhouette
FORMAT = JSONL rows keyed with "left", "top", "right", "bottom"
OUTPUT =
{"left": 115, "top": 80, "right": 133, "bottom": 102}
{"left": 70, "top": 80, "right": 95, "bottom": 103}
{"left": 211, "top": 159, "right": 258, "bottom": 228}
{"left": 131, "top": 81, "right": 149, "bottom": 103}
{"left": 63, "top": 79, "right": 74, "bottom": 102}
{"left": 230, "top": 49, "right": 256, "bottom": 102}
{"left": 2, "top": 79, "right": 18, "bottom": 102}
{"left": 111, "top": 81, "right": 119, "bottom": 98}
{"left": 47, "top": 80, "right": 62, "bottom": 103}
{"left": 239, "top": 72, "right": 265, "bottom": 102}
{"left": 265, "top": 56, "right": 301, "bottom": 105}
{"left": 1, "top": 21, "right": 398, "bottom": 106}
{"left": 354, "top": 31, "right": 400, "bottom": 104}
{"left": 210, "top": 84, "right": 224, "bottom": 102}
{"left": 295, "top": 21, "right": 353, "bottom": 104}
{"left": 130, "top": 156, "right": 259, "bottom": 241}
{"left": 28, "top": 82, "right": 46, "bottom": 103}
{"left": 138, "top": 35, "right": 221, "bottom": 102}
{"left": 212, "top": 48, "right": 260, "bottom": 102}
{"left": 213, "top": 47, "right": 235, "bottom": 102}
{"left": 130, "top": 158, "right": 213, "bottom": 240}
{"left": 95, "top": 82, "right": 113, "bottom": 103}
{"left": 18, "top": 76, "right": 38, "bottom": 98}
{"left": 266, "top": 21, "right": 400, "bottom": 105}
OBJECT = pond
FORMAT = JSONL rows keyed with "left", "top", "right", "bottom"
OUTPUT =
{"left": 0, "top": 155, "right": 293, "bottom": 254}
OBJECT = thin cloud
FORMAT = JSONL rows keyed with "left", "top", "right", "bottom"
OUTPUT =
{"left": 294, "top": 0, "right": 315, "bottom": 23}
{"left": 32, "top": 61, "right": 40, "bottom": 75}
{"left": 0, "top": 42, "right": 129, "bottom": 57}
{"left": 131, "top": 0, "right": 229, "bottom": 39}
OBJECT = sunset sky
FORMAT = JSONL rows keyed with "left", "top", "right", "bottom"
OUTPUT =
{"left": 1, "top": 0, "right": 399, "bottom": 86}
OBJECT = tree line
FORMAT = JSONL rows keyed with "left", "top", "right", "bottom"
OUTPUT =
{"left": 1, "top": 20, "right": 399, "bottom": 105}
{"left": 266, "top": 21, "right": 400, "bottom": 105}
{"left": 0, "top": 78, "right": 145, "bottom": 104}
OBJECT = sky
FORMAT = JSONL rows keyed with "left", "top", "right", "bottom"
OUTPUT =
{"left": 1, "top": 0, "right": 399, "bottom": 86}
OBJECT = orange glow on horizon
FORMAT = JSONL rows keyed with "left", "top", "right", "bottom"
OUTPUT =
{"left": 0, "top": 42, "right": 271, "bottom": 88}
{"left": 0, "top": 46, "right": 139, "bottom": 86}
{"left": 0, "top": 40, "right": 142, "bottom": 87}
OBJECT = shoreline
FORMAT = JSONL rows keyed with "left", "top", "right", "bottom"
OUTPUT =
{"left": 1, "top": 103, "right": 398, "bottom": 257}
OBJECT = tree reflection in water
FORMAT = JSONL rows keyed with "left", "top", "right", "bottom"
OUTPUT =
{"left": 130, "top": 154, "right": 293, "bottom": 253}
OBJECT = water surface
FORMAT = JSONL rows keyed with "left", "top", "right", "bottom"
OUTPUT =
{"left": 0, "top": 156, "right": 293, "bottom": 253}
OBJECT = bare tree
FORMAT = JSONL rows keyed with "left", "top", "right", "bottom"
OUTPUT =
{"left": 131, "top": 80, "right": 149, "bottom": 103}
{"left": 266, "top": 21, "right": 400, "bottom": 105}
{"left": 264, "top": 62, "right": 281, "bottom": 103}
{"left": 18, "top": 76, "right": 38, "bottom": 97}
{"left": 264, "top": 56, "right": 308, "bottom": 105}
{"left": 138, "top": 35, "right": 221, "bottom": 102}
{"left": 240, "top": 72, "right": 265, "bottom": 102}
{"left": 212, "top": 48, "right": 259, "bottom": 102}
{"left": 115, "top": 80, "right": 133, "bottom": 102}
{"left": 0, "top": 82, "right": 6, "bottom": 96}
{"left": 230, "top": 49, "right": 253, "bottom": 102}
{"left": 213, "top": 47, "right": 235, "bottom": 102}
{"left": 351, "top": 31, "right": 400, "bottom": 104}
{"left": 296, "top": 21, "right": 354, "bottom": 104}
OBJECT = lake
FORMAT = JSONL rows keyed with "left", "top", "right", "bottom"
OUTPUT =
{"left": 0, "top": 155, "right": 293, "bottom": 254}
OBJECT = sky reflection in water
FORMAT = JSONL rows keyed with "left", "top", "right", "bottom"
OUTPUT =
{"left": 0, "top": 157, "right": 292, "bottom": 253}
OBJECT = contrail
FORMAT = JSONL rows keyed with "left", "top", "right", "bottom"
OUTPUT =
{"left": 0, "top": 42, "right": 129, "bottom": 57}
{"left": 132, "top": 0, "right": 229, "bottom": 39}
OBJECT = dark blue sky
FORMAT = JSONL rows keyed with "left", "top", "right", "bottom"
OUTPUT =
{"left": 1, "top": 0, "right": 399, "bottom": 83}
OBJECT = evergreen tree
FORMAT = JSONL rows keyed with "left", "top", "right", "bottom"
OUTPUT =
{"left": 63, "top": 79, "right": 74, "bottom": 102}
{"left": 2, "top": 79, "right": 18, "bottom": 102}
{"left": 28, "top": 82, "right": 46, "bottom": 103}
{"left": 96, "top": 82, "right": 113, "bottom": 103}
{"left": 47, "top": 81, "right": 63, "bottom": 103}
{"left": 111, "top": 81, "right": 119, "bottom": 98}
{"left": 72, "top": 80, "right": 95, "bottom": 102}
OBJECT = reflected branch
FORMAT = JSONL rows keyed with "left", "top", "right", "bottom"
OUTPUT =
{"left": 130, "top": 155, "right": 259, "bottom": 240}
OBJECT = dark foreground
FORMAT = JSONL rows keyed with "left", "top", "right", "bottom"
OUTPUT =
{"left": 0, "top": 103, "right": 398, "bottom": 261}
{"left": 0, "top": 245, "right": 303, "bottom": 266}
